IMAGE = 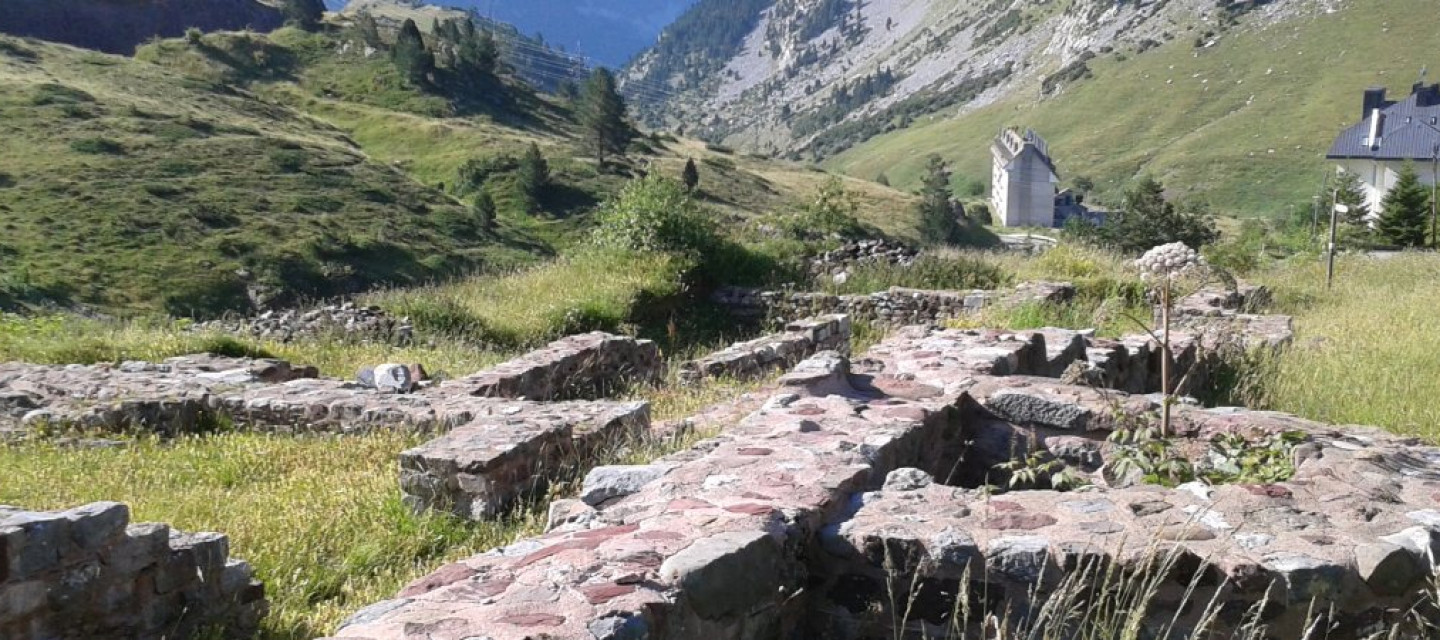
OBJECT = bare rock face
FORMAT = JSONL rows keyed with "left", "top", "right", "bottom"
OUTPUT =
{"left": 0, "top": 503, "right": 265, "bottom": 639}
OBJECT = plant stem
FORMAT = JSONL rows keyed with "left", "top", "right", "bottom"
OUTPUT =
{"left": 1161, "top": 278, "right": 1172, "bottom": 438}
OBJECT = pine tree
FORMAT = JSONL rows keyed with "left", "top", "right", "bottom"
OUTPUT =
{"left": 352, "top": 12, "right": 382, "bottom": 48}
{"left": 581, "top": 68, "right": 631, "bottom": 165}
{"left": 281, "top": 0, "right": 326, "bottom": 31}
{"left": 392, "top": 19, "right": 434, "bottom": 87}
{"left": 682, "top": 158, "right": 699, "bottom": 192}
{"left": 516, "top": 143, "right": 549, "bottom": 211}
{"left": 1071, "top": 176, "right": 1218, "bottom": 254}
{"left": 1333, "top": 170, "right": 1372, "bottom": 226}
{"left": 917, "top": 155, "right": 960, "bottom": 245}
{"left": 456, "top": 24, "right": 498, "bottom": 80}
{"left": 474, "top": 190, "right": 497, "bottom": 231}
{"left": 1378, "top": 163, "right": 1431, "bottom": 248}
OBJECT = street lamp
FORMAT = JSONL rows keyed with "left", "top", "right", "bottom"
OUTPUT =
{"left": 1328, "top": 199, "right": 1348, "bottom": 290}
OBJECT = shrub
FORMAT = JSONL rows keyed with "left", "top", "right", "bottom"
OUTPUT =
{"left": 592, "top": 175, "right": 718, "bottom": 256}
{"left": 827, "top": 253, "right": 1010, "bottom": 295}
{"left": 781, "top": 177, "right": 864, "bottom": 239}
{"left": 69, "top": 138, "right": 123, "bottom": 155}
{"left": 268, "top": 149, "right": 307, "bottom": 173}
{"left": 1068, "top": 176, "right": 1218, "bottom": 254}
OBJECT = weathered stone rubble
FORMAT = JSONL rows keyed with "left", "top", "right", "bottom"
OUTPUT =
{"left": 808, "top": 239, "right": 919, "bottom": 277}
{"left": 449, "top": 332, "right": 662, "bottom": 400}
{"left": 711, "top": 280, "right": 1075, "bottom": 326}
{"left": 0, "top": 502, "right": 265, "bottom": 640}
{"left": 323, "top": 286, "right": 1436, "bottom": 640}
{"left": 677, "top": 315, "right": 850, "bottom": 384}
{"left": 192, "top": 302, "right": 416, "bottom": 345}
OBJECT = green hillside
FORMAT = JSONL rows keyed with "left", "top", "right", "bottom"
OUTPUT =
{"left": 0, "top": 33, "right": 536, "bottom": 316}
{"left": 0, "top": 19, "right": 919, "bottom": 317}
{"left": 828, "top": 0, "right": 1440, "bottom": 219}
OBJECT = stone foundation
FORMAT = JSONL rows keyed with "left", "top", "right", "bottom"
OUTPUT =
{"left": 0, "top": 503, "right": 265, "bottom": 640}
{"left": 711, "top": 281, "right": 1075, "bottom": 326}
{"left": 449, "top": 332, "right": 662, "bottom": 400}
{"left": 677, "top": 315, "right": 850, "bottom": 384}
{"left": 322, "top": 286, "right": 1438, "bottom": 640}
{"left": 398, "top": 401, "right": 651, "bottom": 519}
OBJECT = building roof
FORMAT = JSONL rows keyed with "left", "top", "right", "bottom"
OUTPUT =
{"left": 992, "top": 128, "right": 1058, "bottom": 177}
{"left": 1327, "top": 86, "right": 1440, "bottom": 161}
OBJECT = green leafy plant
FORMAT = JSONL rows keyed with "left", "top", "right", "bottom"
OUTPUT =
{"left": 1203, "top": 430, "right": 1307, "bottom": 484}
{"left": 591, "top": 174, "right": 717, "bottom": 256}
{"left": 995, "top": 450, "right": 1090, "bottom": 491}
{"left": 1105, "top": 425, "right": 1196, "bottom": 487}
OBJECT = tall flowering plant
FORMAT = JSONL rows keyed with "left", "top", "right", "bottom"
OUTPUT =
{"left": 1134, "top": 243, "right": 1207, "bottom": 436}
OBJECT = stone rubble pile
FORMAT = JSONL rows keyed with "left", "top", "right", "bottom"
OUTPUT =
{"left": 712, "top": 280, "right": 1075, "bottom": 327}
{"left": 192, "top": 303, "right": 416, "bottom": 345}
{"left": 808, "top": 239, "right": 920, "bottom": 277}
{"left": 677, "top": 315, "right": 850, "bottom": 384}
{"left": 0, "top": 502, "right": 265, "bottom": 639}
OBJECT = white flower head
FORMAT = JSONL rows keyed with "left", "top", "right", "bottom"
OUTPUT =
{"left": 1135, "top": 242, "right": 1206, "bottom": 281}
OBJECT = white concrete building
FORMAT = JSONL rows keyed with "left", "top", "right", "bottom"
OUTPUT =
{"left": 991, "top": 128, "right": 1060, "bottom": 228}
{"left": 1326, "top": 83, "right": 1440, "bottom": 214}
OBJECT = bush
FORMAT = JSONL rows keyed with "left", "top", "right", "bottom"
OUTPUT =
{"left": 781, "top": 177, "right": 865, "bottom": 239}
{"left": 592, "top": 175, "right": 718, "bottom": 256}
{"left": 268, "top": 149, "right": 307, "bottom": 173}
{"left": 1068, "top": 176, "right": 1218, "bottom": 254}
{"left": 69, "top": 138, "right": 123, "bottom": 155}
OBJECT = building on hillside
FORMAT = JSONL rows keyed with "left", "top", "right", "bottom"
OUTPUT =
{"left": 991, "top": 128, "right": 1104, "bottom": 228}
{"left": 991, "top": 128, "right": 1060, "bottom": 227}
{"left": 1326, "top": 82, "right": 1440, "bottom": 214}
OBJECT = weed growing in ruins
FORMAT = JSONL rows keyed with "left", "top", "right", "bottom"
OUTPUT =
{"left": 1105, "top": 425, "right": 1196, "bottom": 487}
{"left": 994, "top": 450, "right": 1090, "bottom": 491}
{"left": 1130, "top": 243, "right": 1208, "bottom": 436}
{"left": 1202, "top": 430, "right": 1307, "bottom": 484}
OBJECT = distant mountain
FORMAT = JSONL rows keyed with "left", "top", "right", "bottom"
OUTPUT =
{"left": 625, "top": 0, "right": 1440, "bottom": 217}
{"left": 330, "top": 0, "right": 696, "bottom": 66}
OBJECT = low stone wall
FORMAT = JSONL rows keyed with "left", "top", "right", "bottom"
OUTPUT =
{"left": 398, "top": 401, "right": 651, "bottom": 519}
{"left": 712, "top": 281, "right": 1076, "bottom": 327}
{"left": 449, "top": 332, "right": 663, "bottom": 400}
{"left": 808, "top": 239, "right": 919, "bottom": 277}
{"left": 677, "top": 315, "right": 850, "bottom": 384}
{"left": 0, "top": 502, "right": 265, "bottom": 640}
{"left": 193, "top": 303, "right": 415, "bottom": 345}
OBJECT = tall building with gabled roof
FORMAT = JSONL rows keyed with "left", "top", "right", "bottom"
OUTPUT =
{"left": 991, "top": 128, "right": 1060, "bottom": 228}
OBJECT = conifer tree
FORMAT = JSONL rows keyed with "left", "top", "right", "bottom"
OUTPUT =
{"left": 581, "top": 68, "right": 631, "bottom": 165}
{"left": 682, "top": 158, "right": 699, "bottom": 192}
{"left": 516, "top": 143, "right": 550, "bottom": 211}
{"left": 392, "top": 19, "right": 434, "bottom": 86}
{"left": 1333, "top": 169, "right": 1371, "bottom": 226}
{"left": 352, "top": 12, "right": 382, "bottom": 47}
{"left": 1378, "top": 163, "right": 1432, "bottom": 247}
{"left": 282, "top": 0, "right": 326, "bottom": 31}
{"left": 474, "top": 190, "right": 497, "bottom": 231}
{"left": 917, "top": 155, "right": 960, "bottom": 245}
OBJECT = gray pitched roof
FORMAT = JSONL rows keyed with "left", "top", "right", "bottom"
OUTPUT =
{"left": 1327, "top": 92, "right": 1440, "bottom": 161}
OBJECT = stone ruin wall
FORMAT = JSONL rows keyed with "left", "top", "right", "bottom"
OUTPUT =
{"left": 712, "top": 281, "right": 1077, "bottom": 328}
{"left": 677, "top": 315, "right": 851, "bottom": 384}
{"left": 322, "top": 286, "right": 1440, "bottom": 640}
{"left": 0, "top": 502, "right": 264, "bottom": 640}
{"left": 5, "top": 282, "right": 1434, "bottom": 640}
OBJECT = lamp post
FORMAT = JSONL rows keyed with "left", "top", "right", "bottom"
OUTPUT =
{"left": 1431, "top": 143, "right": 1438, "bottom": 248}
{"left": 1329, "top": 197, "right": 1347, "bottom": 290}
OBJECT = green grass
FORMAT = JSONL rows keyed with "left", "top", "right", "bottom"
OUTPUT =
{"left": 1249, "top": 252, "right": 1440, "bottom": 443}
{"left": 0, "top": 34, "right": 533, "bottom": 316}
{"left": 364, "top": 249, "right": 689, "bottom": 348}
{"left": 828, "top": 0, "right": 1440, "bottom": 218}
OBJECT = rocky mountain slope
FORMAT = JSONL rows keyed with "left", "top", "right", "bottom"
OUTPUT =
{"left": 624, "top": 0, "right": 1439, "bottom": 215}
{"left": 0, "top": 0, "right": 285, "bottom": 54}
